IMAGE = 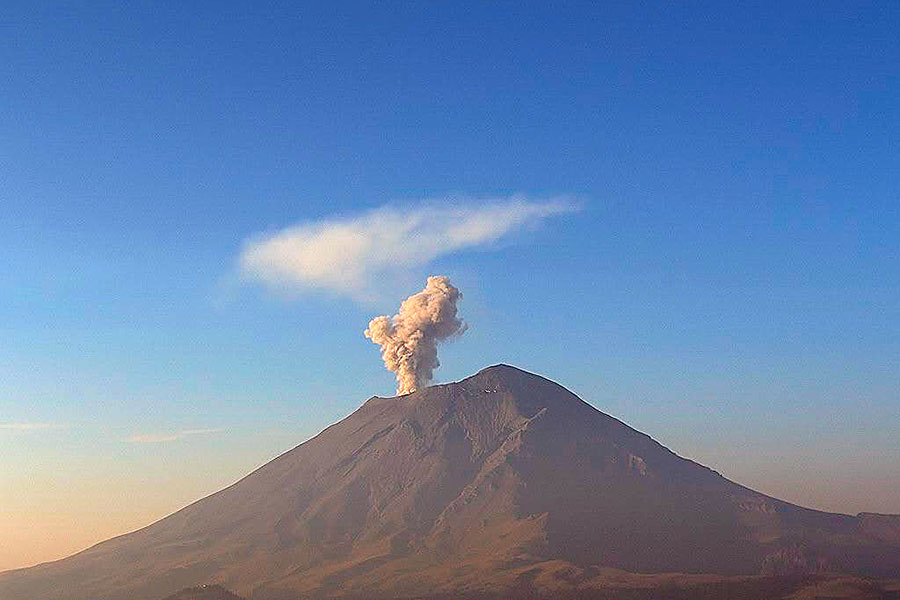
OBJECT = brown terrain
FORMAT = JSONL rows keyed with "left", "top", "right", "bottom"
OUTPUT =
{"left": 162, "top": 585, "right": 246, "bottom": 600}
{"left": 0, "top": 365, "right": 897, "bottom": 600}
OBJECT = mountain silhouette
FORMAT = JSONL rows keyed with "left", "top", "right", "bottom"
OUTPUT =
{"left": 1, "top": 365, "right": 898, "bottom": 600}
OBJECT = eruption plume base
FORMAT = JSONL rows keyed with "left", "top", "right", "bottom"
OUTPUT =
{"left": 364, "top": 276, "right": 466, "bottom": 394}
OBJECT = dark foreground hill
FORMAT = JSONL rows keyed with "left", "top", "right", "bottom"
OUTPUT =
{"left": 1, "top": 365, "right": 898, "bottom": 600}
{"left": 168, "top": 575, "right": 900, "bottom": 600}
{"left": 162, "top": 585, "right": 245, "bottom": 600}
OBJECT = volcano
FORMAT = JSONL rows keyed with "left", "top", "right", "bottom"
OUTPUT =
{"left": 1, "top": 365, "right": 898, "bottom": 600}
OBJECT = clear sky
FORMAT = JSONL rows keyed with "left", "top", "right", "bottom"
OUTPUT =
{"left": 1, "top": 2, "right": 898, "bottom": 572}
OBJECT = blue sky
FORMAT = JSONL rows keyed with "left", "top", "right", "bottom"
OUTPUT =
{"left": 1, "top": 2, "right": 898, "bottom": 571}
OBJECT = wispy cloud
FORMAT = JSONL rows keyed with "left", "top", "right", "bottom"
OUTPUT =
{"left": 238, "top": 196, "right": 575, "bottom": 298}
{"left": 177, "top": 428, "right": 221, "bottom": 435}
{"left": 0, "top": 422, "right": 67, "bottom": 431}
{"left": 126, "top": 428, "right": 221, "bottom": 444}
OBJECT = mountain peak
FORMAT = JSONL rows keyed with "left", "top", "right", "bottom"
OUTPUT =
{"left": 474, "top": 363, "right": 533, "bottom": 376}
{"left": 464, "top": 363, "right": 556, "bottom": 389}
{"left": 380, "top": 364, "right": 553, "bottom": 399}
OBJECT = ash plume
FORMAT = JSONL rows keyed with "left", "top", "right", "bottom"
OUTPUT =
{"left": 364, "top": 276, "right": 466, "bottom": 394}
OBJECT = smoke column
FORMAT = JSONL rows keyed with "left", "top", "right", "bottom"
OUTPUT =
{"left": 364, "top": 276, "right": 466, "bottom": 394}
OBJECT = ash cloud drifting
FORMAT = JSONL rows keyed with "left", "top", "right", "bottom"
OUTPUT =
{"left": 365, "top": 276, "right": 466, "bottom": 394}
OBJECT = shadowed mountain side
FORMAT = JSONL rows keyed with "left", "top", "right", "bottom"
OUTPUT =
{"left": 1, "top": 365, "right": 898, "bottom": 600}
{"left": 162, "top": 585, "right": 245, "bottom": 600}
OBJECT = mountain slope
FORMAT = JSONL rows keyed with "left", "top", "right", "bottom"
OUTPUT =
{"left": 1, "top": 365, "right": 898, "bottom": 600}
{"left": 162, "top": 585, "right": 245, "bottom": 600}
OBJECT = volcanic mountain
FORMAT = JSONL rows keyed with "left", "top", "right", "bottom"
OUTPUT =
{"left": 1, "top": 365, "right": 898, "bottom": 600}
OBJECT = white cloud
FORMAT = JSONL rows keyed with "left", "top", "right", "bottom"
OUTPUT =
{"left": 0, "top": 422, "right": 67, "bottom": 431}
{"left": 126, "top": 428, "right": 221, "bottom": 444}
{"left": 238, "top": 196, "right": 575, "bottom": 298}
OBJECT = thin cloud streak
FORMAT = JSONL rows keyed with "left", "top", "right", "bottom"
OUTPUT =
{"left": 126, "top": 428, "right": 222, "bottom": 444}
{"left": 238, "top": 196, "right": 576, "bottom": 298}
{"left": 0, "top": 422, "right": 67, "bottom": 431}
